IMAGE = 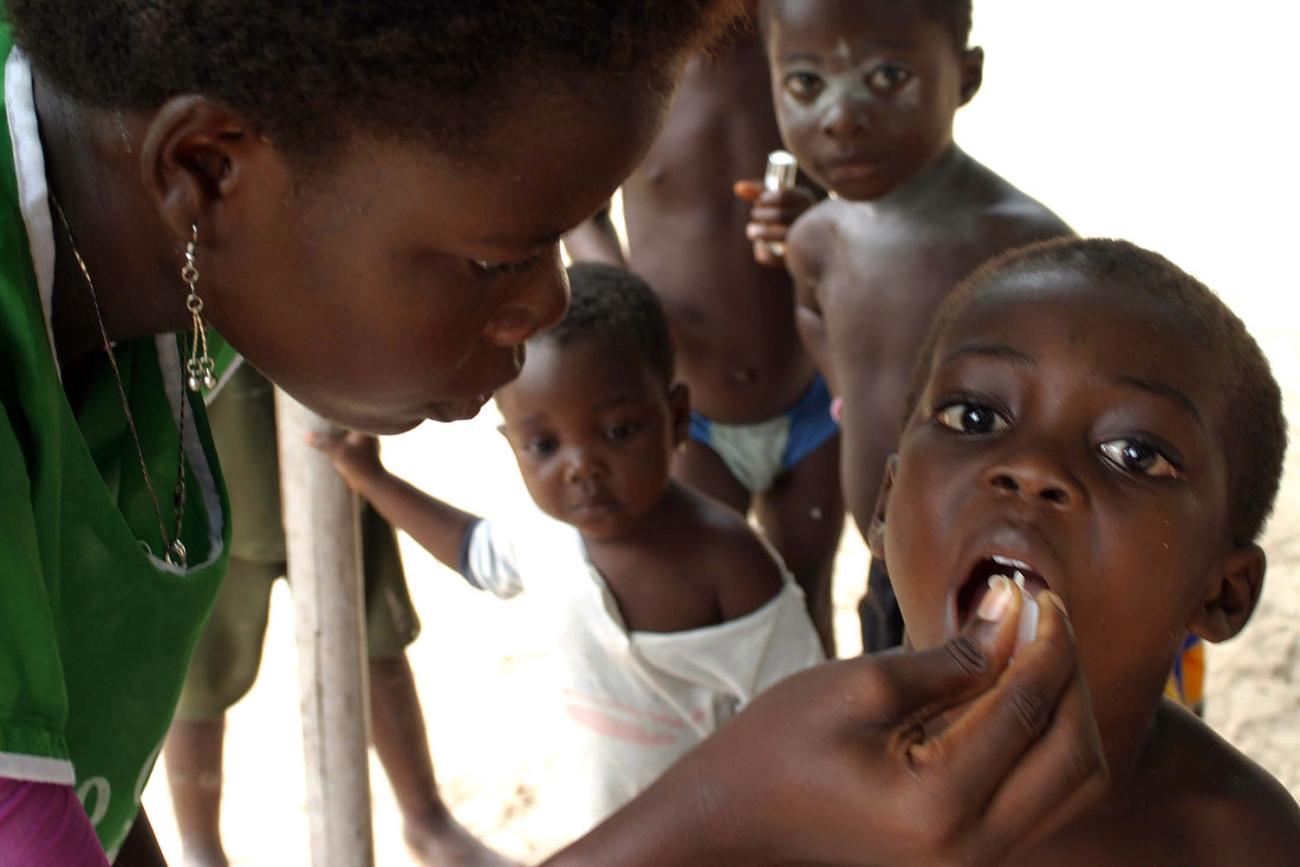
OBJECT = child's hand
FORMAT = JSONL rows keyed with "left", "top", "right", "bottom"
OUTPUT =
{"left": 306, "top": 430, "right": 384, "bottom": 491}
{"left": 734, "top": 179, "right": 817, "bottom": 267}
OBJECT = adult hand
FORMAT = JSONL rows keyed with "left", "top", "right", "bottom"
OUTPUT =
{"left": 734, "top": 179, "right": 818, "bottom": 267}
{"left": 305, "top": 429, "right": 383, "bottom": 491}
{"left": 546, "top": 585, "right": 1106, "bottom": 867}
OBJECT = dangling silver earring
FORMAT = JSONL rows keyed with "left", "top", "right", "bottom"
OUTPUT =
{"left": 182, "top": 223, "right": 217, "bottom": 392}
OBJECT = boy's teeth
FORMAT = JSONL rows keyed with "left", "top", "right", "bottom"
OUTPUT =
{"left": 992, "top": 554, "right": 1031, "bottom": 570}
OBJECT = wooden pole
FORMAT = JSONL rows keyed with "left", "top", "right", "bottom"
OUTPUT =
{"left": 275, "top": 390, "right": 375, "bottom": 867}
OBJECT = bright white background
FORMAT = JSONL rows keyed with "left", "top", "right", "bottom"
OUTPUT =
{"left": 145, "top": 3, "right": 1300, "bottom": 863}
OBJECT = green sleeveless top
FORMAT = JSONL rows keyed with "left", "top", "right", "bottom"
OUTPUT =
{"left": 1, "top": 28, "right": 229, "bottom": 859}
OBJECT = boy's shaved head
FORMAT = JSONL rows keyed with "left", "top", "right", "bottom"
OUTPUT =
{"left": 761, "top": 0, "right": 973, "bottom": 50}
{"left": 905, "top": 237, "right": 1287, "bottom": 545}
{"left": 541, "top": 263, "right": 676, "bottom": 387}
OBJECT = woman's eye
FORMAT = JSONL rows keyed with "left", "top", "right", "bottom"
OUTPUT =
{"left": 472, "top": 256, "right": 539, "bottom": 276}
{"left": 605, "top": 421, "right": 641, "bottom": 442}
{"left": 784, "top": 71, "right": 824, "bottom": 99}
{"left": 867, "top": 64, "right": 912, "bottom": 92}
{"left": 524, "top": 437, "right": 558, "bottom": 457}
{"left": 934, "top": 402, "right": 1009, "bottom": 435}
{"left": 1099, "top": 439, "right": 1180, "bottom": 478}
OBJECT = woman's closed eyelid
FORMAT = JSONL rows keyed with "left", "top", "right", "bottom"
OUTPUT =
{"left": 472, "top": 254, "right": 541, "bottom": 275}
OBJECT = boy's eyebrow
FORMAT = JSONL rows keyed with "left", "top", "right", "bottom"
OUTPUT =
{"left": 1112, "top": 375, "right": 1204, "bottom": 426}
{"left": 780, "top": 39, "right": 918, "bottom": 64}
{"left": 939, "top": 343, "right": 1037, "bottom": 369}
{"left": 594, "top": 393, "right": 642, "bottom": 410}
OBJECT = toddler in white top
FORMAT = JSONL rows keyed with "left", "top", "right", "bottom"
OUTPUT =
{"left": 315, "top": 263, "right": 824, "bottom": 838}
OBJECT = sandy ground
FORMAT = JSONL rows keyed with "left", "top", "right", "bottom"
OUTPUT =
{"left": 143, "top": 2, "right": 1300, "bottom": 864}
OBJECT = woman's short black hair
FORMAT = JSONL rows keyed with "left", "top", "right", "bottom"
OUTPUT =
{"left": 6, "top": 1, "right": 742, "bottom": 160}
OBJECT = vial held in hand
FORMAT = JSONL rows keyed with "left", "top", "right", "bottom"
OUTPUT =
{"left": 758, "top": 150, "right": 798, "bottom": 258}
{"left": 986, "top": 572, "right": 1040, "bottom": 651}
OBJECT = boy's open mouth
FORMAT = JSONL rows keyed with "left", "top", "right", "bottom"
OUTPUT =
{"left": 956, "top": 555, "right": 1051, "bottom": 628}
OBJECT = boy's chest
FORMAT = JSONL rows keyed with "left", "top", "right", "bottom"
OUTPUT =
{"left": 587, "top": 546, "right": 721, "bottom": 635}
{"left": 1007, "top": 793, "right": 1214, "bottom": 867}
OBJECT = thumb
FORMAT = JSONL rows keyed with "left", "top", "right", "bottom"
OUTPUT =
{"left": 873, "top": 579, "right": 1023, "bottom": 720}
{"left": 733, "top": 179, "right": 763, "bottom": 201}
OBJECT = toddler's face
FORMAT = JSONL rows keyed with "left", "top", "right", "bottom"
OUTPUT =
{"left": 496, "top": 338, "right": 686, "bottom": 541}
{"left": 765, "top": 0, "right": 970, "bottom": 200}
{"left": 879, "top": 271, "right": 1236, "bottom": 722}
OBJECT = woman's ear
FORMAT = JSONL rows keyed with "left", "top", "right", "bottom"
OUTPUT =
{"left": 1189, "top": 543, "right": 1266, "bottom": 643}
{"left": 866, "top": 454, "right": 900, "bottom": 562}
{"left": 138, "top": 95, "right": 279, "bottom": 245}
{"left": 669, "top": 382, "right": 691, "bottom": 448}
{"left": 959, "top": 46, "right": 985, "bottom": 105}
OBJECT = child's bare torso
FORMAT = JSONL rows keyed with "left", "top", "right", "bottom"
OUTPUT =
{"left": 583, "top": 482, "right": 784, "bottom": 634}
{"left": 787, "top": 149, "right": 1070, "bottom": 529}
{"left": 1008, "top": 702, "right": 1300, "bottom": 866}
{"left": 621, "top": 31, "right": 814, "bottom": 423}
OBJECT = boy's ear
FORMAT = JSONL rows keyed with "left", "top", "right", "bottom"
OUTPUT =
{"left": 866, "top": 454, "right": 900, "bottom": 561}
{"left": 668, "top": 382, "right": 691, "bottom": 448}
{"left": 959, "top": 46, "right": 985, "bottom": 105}
{"left": 1188, "top": 543, "right": 1266, "bottom": 643}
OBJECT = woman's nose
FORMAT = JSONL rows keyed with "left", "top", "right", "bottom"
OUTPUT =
{"left": 482, "top": 246, "right": 570, "bottom": 346}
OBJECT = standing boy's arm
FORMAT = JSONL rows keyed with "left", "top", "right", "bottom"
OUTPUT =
{"left": 562, "top": 201, "right": 626, "bottom": 267}
{"left": 308, "top": 432, "right": 479, "bottom": 571}
{"left": 784, "top": 214, "right": 837, "bottom": 394}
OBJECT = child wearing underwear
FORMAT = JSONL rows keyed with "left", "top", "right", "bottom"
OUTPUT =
{"left": 870, "top": 237, "right": 1299, "bottom": 865}
{"left": 566, "top": 7, "right": 844, "bottom": 656}
{"left": 313, "top": 263, "right": 824, "bottom": 842}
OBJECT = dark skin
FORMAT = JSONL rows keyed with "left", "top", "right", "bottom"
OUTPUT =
{"left": 762, "top": 0, "right": 1072, "bottom": 542}
{"left": 317, "top": 337, "right": 786, "bottom": 634}
{"left": 22, "top": 35, "right": 1110, "bottom": 867}
{"left": 32, "top": 60, "right": 660, "bottom": 867}
{"left": 566, "top": 13, "right": 844, "bottom": 654}
{"left": 871, "top": 271, "right": 1300, "bottom": 865}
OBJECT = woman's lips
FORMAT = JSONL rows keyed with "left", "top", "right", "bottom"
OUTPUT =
{"left": 424, "top": 394, "right": 489, "bottom": 422}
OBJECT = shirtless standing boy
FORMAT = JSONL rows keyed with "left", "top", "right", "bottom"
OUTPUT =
{"left": 567, "top": 11, "right": 843, "bottom": 654}
{"left": 759, "top": 0, "right": 1071, "bottom": 650}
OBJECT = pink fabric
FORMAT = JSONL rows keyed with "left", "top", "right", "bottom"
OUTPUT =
{"left": 0, "top": 778, "right": 109, "bottom": 866}
{"left": 830, "top": 396, "right": 843, "bottom": 424}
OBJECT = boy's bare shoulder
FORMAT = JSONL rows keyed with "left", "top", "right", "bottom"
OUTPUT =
{"left": 785, "top": 198, "right": 859, "bottom": 276}
{"left": 971, "top": 162, "right": 1073, "bottom": 249}
{"left": 1151, "top": 703, "right": 1300, "bottom": 864}
{"left": 681, "top": 487, "right": 785, "bottom": 620}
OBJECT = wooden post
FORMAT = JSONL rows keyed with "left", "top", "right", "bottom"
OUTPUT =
{"left": 275, "top": 390, "right": 375, "bottom": 867}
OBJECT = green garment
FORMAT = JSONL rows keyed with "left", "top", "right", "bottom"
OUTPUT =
{"left": 1, "top": 31, "right": 229, "bottom": 860}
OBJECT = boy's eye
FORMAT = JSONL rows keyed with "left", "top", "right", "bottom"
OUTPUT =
{"left": 867, "top": 64, "right": 912, "bottom": 93}
{"left": 1098, "top": 438, "right": 1180, "bottom": 479}
{"left": 784, "top": 71, "right": 824, "bottom": 100}
{"left": 471, "top": 255, "right": 539, "bottom": 276}
{"left": 934, "top": 401, "right": 1010, "bottom": 435}
{"left": 604, "top": 421, "right": 642, "bottom": 442}
{"left": 523, "top": 436, "right": 558, "bottom": 457}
